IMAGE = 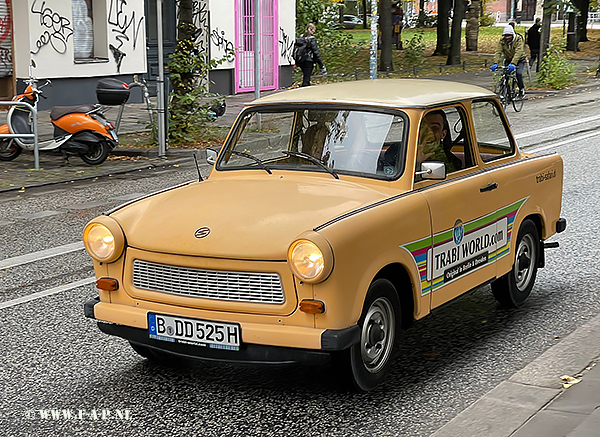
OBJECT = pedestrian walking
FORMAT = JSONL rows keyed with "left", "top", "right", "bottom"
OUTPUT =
{"left": 527, "top": 18, "right": 541, "bottom": 71}
{"left": 293, "top": 23, "right": 326, "bottom": 87}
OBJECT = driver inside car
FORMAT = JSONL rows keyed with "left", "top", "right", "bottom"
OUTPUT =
{"left": 416, "top": 110, "right": 462, "bottom": 177}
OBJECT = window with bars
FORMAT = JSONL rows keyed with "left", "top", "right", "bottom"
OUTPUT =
{"left": 72, "top": 0, "right": 94, "bottom": 60}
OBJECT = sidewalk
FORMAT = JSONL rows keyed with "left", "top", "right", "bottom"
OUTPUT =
{"left": 432, "top": 312, "right": 600, "bottom": 437}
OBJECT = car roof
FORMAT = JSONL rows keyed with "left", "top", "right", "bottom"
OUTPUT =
{"left": 249, "top": 79, "right": 496, "bottom": 109}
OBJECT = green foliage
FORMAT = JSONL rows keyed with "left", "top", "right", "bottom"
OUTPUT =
{"left": 295, "top": 0, "right": 359, "bottom": 73}
{"left": 167, "top": 27, "right": 231, "bottom": 145}
{"left": 479, "top": 12, "right": 496, "bottom": 27}
{"left": 401, "top": 32, "right": 425, "bottom": 69}
{"left": 536, "top": 38, "right": 576, "bottom": 89}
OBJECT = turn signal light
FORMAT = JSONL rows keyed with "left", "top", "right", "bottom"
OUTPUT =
{"left": 96, "top": 277, "right": 119, "bottom": 291}
{"left": 299, "top": 299, "right": 325, "bottom": 314}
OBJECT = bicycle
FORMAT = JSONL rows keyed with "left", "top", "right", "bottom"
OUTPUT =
{"left": 493, "top": 66, "right": 524, "bottom": 112}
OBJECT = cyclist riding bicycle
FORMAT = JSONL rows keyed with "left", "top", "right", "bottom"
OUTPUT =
{"left": 491, "top": 25, "right": 526, "bottom": 97}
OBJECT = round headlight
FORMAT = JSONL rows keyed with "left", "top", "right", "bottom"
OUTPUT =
{"left": 83, "top": 218, "right": 125, "bottom": 263}
{"left": 289, "top": 240, "right": 325, "bottom": 281}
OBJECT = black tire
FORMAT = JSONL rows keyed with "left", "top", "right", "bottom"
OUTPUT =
{"left": 492, "top": 219, "right": 540, "bottom": 307}
{"left": 494, "top": 80, "right": 508, "bottom": 108}
{"left": 0, "top": 139, "right": 22, "bottom": 161}
{"left": 512, "top": 87, "right": 524, "bottom": 112}
{"left": 338, "top": 278, "right": 401, "bottom": 391}
{"left": 80, "top": 141, "right": 110, "bottom": 165}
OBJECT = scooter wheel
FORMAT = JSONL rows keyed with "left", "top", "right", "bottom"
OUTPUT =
{"left": 80, "top": 141, "right": 110, "bottom": 165}
{"left": 0, "top": 139, "right": 22, "bottom": 161}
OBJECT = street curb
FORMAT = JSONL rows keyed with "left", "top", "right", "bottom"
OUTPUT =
{"left": 431, "top": 312, "right": 600, "bottom": 437}
{"left": 0, "top": 156, "right": 192, "bottom": 194}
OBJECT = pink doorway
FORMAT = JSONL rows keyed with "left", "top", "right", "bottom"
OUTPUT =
{"left": 234, "top": 0, "right": 278, "bottom": 93}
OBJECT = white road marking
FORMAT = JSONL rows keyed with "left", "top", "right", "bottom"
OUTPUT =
{"left": 0, "top": 277, "right": 95, "bottom": 310}
{"left": 514, "top": 113, "right": 600, "bottom": 140}
{"left": 0, "top": 241, "right": 85, "bottom": 270}
{"left": 526, "top": 130, "right": 600, "bottom": 154}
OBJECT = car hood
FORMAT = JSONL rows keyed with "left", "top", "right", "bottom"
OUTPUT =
{"left": 110, "top": 174, "right": 401, "bottom": 260}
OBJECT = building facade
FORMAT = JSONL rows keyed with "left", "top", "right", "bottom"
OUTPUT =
{"left": 8, "top": 0, "right": 295, "bottom": 109}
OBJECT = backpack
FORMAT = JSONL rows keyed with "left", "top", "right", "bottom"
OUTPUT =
{"left": 293, "top": 36, "right": 309, "bottom": 64}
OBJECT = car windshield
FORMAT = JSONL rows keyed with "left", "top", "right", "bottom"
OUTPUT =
{"left": 218, "top": 107, "right": 407, "bottom": 179}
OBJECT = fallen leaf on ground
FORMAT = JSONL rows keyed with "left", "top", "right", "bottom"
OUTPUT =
{"left": 560, "top": 375, "right": 581, "bottom": 388}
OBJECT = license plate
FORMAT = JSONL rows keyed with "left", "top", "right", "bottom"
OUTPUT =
{"left": 109, "top": 129, "right": 118, "bottom": 141}
{"left": 148, "top": 313, "right": 240, "bottom": 351}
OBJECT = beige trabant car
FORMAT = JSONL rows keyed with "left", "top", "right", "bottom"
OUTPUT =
{"left": 83, "top": 80, "right": 566, "bottom": 391}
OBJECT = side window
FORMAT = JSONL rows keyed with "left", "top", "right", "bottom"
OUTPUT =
{"left": 471, "top": 100, "right": 515, "bottom": 162}
{"left": 415, "top": 106, "right": 474, "bottom": 181}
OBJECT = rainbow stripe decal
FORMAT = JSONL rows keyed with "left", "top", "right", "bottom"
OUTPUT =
{"left": 402, "top": 198, "right": 528, "bottom": 295}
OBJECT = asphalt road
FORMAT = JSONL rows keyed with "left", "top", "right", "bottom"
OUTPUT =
{"left": 0, "top": 88, "right": 599, "bottom": 436}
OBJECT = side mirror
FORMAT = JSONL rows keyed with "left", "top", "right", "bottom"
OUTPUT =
{"left": 416, "top": 162, "right": 446, "bottom": 180}
{"left": 206, "top": 148, "right": 218, "bottom": 165}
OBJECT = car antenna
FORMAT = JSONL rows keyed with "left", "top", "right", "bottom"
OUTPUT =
{"left": 193, "top": 151, "right": 204, "bottom": 182}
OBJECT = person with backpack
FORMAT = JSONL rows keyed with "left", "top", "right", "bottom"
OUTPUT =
{"left": 527, "top": 18, "right": 541, "bottom": 71}
{"left": 294, "top": 23, "right": 326, "bottom": 87}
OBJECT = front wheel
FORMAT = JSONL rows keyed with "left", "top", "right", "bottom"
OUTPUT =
{"left": 494, "top": 80, "right": 508, "bottom": 108}
{"left": 338, "top": 278, "right": 401, "bottom": 391}
{"left": 491, "top": 219, "right": 540, "bottom": 307}
{"left": 80, "top": 141, "right": 110, "bottom": 165}
{"left": 0, "top": 139, "right": 22, "bottom": 161}
{"left": 512, "top": 88, "right": 524, "bottom": 112}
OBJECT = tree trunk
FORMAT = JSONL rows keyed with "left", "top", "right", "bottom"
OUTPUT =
{"left": 447, "top": 0, "right": 465, "bottom": 65}
{"left": 540, "top": 0, "right": 553, "bottom": 71}
{"left": 363, "top": 0, "right": 369, "bottom": 30}
{"left": 465, "top": 0, "right": 479, "bottom": 51}
{"left": 171, "top": 0, "right": 195, "bottom": 107}
{"left": 434, "top": 0, "right": 450, "bottom": 56}
{"left": 379, "top": 0, "right": 393, "bottom": 71}
{"left": 572, "top": 0, "right": 589, "bottom": 42}
{"left": 419, "top": 0, "right": 426, "bottom": 27}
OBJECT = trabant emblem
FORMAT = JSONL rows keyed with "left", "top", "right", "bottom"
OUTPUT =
{"left": 194, "top": 227, "right": 211, "bottom": 239}
{"left": 453, "top": 220, "right": 464, "bottom": 246}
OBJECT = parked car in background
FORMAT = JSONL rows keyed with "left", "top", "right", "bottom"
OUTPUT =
{"left": 83, "top": 79, "right": 566, "bottom": 392}
{"left": 343, "top": 14, "right": 363, "bottom": 29}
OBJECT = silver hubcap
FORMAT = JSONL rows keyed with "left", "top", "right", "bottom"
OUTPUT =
{"left": 360, "top": 297, "right": 395, "bottom": 373}
{"left": 514, "top": 233, "right": 536, "bottom": 291}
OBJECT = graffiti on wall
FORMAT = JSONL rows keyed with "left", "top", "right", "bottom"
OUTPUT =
{"left": 30, "top": 0, "right": 74, "bottom": 55}
{"left": 210, "top": 27, "right": 234, "bottom": 61}
{"left": 279, "top": 26, "right": 293, "bottom": 65}
{"left": 108, "top": 0, "right": 145, "bottom": 72}
{"left": 192, "top": 0, "right": 209, "bottom": 54}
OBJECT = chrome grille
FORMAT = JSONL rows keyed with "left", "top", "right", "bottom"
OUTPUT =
{"left": 132, "top": 259, "right": 285, "bottom": 304}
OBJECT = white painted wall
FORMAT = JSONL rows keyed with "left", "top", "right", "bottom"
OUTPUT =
{"left": 15, "top": 0, "right": 147, "bottom": 79}
{"left": 278, "top": 0, "right": 295, "bottom": 66}
{"left": 208, "top": 0, "right": 236, "bottom": 69}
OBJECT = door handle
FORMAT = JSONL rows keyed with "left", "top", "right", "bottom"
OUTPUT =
{"left": 480, "top": 182, "right": 498, "bottom": 192}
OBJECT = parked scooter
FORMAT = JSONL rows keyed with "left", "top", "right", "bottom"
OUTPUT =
{"left": 0, "top": 67, "right": 118, "bottom": 165}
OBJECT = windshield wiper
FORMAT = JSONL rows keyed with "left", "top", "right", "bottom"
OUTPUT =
{"left": 227, "top": 150, "right": 272, "bottom": 174}
{"left": 281, "top": 151, "right": 339, "bottom": 179}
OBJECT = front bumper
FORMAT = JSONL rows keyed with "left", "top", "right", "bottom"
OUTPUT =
{"left": 84, "top": 297, "right": 360, "bottom": 365}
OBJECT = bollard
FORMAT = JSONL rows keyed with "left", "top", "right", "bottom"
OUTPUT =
{"left": 355, "top": 68, "right": 359, "bottom": 80}
{"left": 463, "top": 61, "right": 466, "bottom": 71}
{"left": 386, "top": 66, "right": 390, "bottom": 77}
{"left": 413, "top": 65, "right": 418, "bottom": 76}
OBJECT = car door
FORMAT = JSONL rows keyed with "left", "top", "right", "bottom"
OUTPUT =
{"left": 469, "top": 99, "right": 529, "bottom": 280}
{"left": 415, "top": 105, "right": 500, "bottom": 309}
